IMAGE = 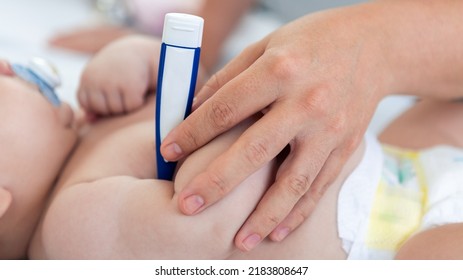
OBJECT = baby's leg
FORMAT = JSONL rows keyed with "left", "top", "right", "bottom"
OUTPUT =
{"left": 380, "top": 100, "right": 463, "bottom": 259}
{"left": 395, "top": 223, "right": 463, "bottom": 259}
{"left": 379, "top": 99, "right": 463, "bottom": 149}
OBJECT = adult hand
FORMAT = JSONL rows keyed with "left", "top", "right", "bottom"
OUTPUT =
{"left": 161, "top": 3, "right": 391, "bottom": 251}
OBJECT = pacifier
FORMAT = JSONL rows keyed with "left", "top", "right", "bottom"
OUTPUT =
{"left": 28, "top": 57, "right": 61, "bottom": 88}
{"left": 11, "top": 57, "right": 62, "bottom": 107}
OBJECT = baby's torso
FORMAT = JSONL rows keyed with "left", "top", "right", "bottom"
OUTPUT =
{"left": 56, "top": 96, "right": 157, "bottom": 191}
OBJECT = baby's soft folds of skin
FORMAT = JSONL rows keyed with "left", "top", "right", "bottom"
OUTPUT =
{"left": 0, "top": 60, "right": 77, "bottom": 259}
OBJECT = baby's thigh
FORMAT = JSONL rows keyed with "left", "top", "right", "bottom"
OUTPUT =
{"left": 396, "top": 223, "right": 463, "bottom": 259}
{"left": 380, "top": 100, "right": 463, "bottom": 149}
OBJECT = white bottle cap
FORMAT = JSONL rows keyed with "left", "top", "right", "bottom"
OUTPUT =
{"left": 162, "top": 13, "right": 204, "bottom": 48}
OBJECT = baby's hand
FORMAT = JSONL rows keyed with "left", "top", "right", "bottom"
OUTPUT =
{"left": 78, "top": 35, "right": 160, "bottom": 115}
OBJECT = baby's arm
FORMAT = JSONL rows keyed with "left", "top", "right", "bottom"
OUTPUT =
{"left": 77, "top": 35, "right": 159, "bottom": 116}
{"left": 78, "top": 35, "right": 206, "bottom": 116}
{"left": 35, "top": 118, "right": 275, "bottom": 259}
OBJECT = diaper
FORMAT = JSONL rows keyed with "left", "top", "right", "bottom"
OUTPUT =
{"left": 338, "top": 135, "right": 463, "bottom": 259}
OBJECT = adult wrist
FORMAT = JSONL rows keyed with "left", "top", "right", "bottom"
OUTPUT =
{"left": 371, "top": 0, "right": 463, "bottom": 99}
{"left": 336, "top": 1, "right": 397, "bottom": 101}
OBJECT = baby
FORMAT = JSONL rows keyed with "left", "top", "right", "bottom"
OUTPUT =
{"left": 0, "top": 58, "right": 77, "bottom": 259}
{"left": 4, "top": 35, "right": 463, "bottom": 259}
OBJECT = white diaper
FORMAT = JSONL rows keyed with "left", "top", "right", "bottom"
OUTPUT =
{"left": 338, "top": 134, "right": 463, "bottom": 259}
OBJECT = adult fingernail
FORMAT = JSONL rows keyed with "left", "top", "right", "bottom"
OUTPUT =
{"left": 274, "top": 227, "right": 290, "bottom": 241}
{"left": 163, "top": 142, "right": 183, "bottom": 159}
{"left": 183, "top": 194, "right": 204, "bottom": 215}
{"left": 192, "top": 96, "right": 203, "bottom": 110}
{"left": 192, "top": 97, "right": 198, "bottom": 108}
{"left": 242, "top": 233, "right": 261, "bottom": 251}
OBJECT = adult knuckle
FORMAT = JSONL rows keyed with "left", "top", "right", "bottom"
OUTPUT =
{"left": 305, "top": 194, "right": 318, "bottom": 213}
{"left": 207, "top": 171, "right": 230, "bottom": 197}
{"left": 208, "top": 100, "right": 236, "bottom": 130}
{"left": 292, "top": 207, "right": 308, "bottom": 225}
{"left": 262, "top": 212, "right": 281, "bottom": 229}
{"left": 179, "top": 121, "right": 201, "bottom": 149}
{"left": 290, "top": 86, "right": 331, "bottom": 122}
{"left": 308, "top": 184, "right": 325, "bottom": 202}
{"left": 244, "top": 139, "right": 270, "bottom": 168}
{"left": 203, "top": 73, "right": 222, "bottom": 94}
{"left": 286, "top": 174, "right": 311, "bottom": 198}
{"left": 241, "top": 42, "right": 259, "bottom": 57}
{"left": 329, "top": 114, "right": 347, "bottom": 134}
{"left": 344, "top": 135, "right": 360, "bottom": 154}
{"left": 266, "top": 49, "right": 298, "bottom": 81}
{"left": 301, "top": 86, "right": 332, "bottom": 117}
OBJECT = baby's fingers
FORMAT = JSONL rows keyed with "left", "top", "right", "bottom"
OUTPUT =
{"left": 88, "top": 90, "right": 110, "bottom": 115}
{"left": 77, "top": 83, "right": 144, "bottom": 116}
{"left": 105, "top": 89, "right": 126, "bottom": 114}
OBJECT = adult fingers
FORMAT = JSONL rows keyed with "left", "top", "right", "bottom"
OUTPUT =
{"left": 161, "top": 44, "right": 280, "bottom": 162}
{"left": 233, "top": 135, "right": 334, "bottom": 251}
{"left": 177, "top": 104, "right": 303, "bottom": 216}
{"left": 268, "top": 149, "right": 346, "bottom": 242}
{"left": 192, "top": 41, "right": 267, "bottom": 109}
